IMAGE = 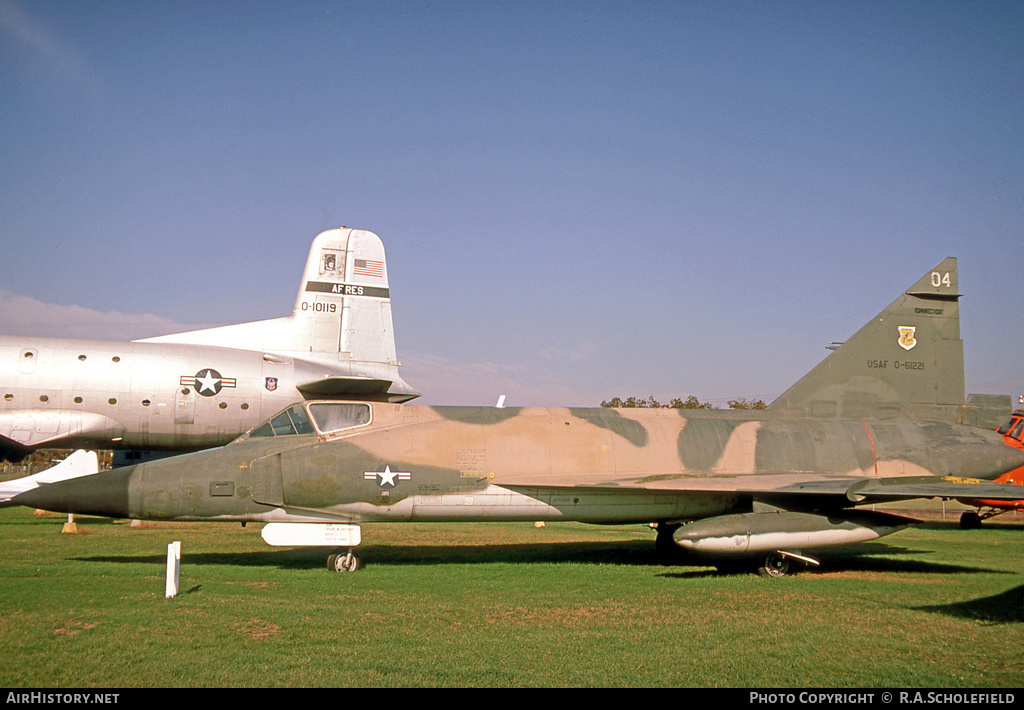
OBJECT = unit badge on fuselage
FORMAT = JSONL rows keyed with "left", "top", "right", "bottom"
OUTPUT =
{"left": 265, "top": 377, "right": 278, "bottom": 392}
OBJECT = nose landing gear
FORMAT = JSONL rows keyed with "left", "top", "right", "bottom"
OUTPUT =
{"left": 327, "top": 549, "right": 362, "bottom": 572}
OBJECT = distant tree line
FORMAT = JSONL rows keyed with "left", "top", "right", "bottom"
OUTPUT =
{"left": 600, "top": 395, "right": 767, "bottom": 410}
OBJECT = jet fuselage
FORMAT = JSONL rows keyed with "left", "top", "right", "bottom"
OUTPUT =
{"left": 31, "top": 401, "right": 1024, "bottom": 528}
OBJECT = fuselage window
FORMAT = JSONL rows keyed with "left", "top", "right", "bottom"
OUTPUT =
{"left": 308, "top": 402, "right": 371, "bottom": 433}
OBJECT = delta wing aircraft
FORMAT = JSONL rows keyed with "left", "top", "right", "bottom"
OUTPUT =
{"left": 11, "top": 257, "right": 1024, "bottom": 576}
{"left": 0, "top": 228, "right": 418, "bottom": 460}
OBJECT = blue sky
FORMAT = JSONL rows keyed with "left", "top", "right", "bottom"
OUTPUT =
{"left": 1, "top": 1, "right": 1021, "bottom": 406}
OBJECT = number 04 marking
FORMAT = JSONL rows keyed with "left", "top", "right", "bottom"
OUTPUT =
{"left": 930, "top": 271, "right": 951, "bottom": 288}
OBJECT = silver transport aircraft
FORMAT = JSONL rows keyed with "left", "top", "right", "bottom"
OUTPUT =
{"left": 0, "top": 228, "right": 418, "bottom": 460}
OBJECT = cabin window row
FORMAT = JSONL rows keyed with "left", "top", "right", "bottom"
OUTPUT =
{"left": 2, "top": 393, "right": 251, "bottom": 410}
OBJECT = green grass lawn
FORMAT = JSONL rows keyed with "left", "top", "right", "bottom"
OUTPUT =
{"left": 1, "top": 507, "right": 1022, "bottom": 687}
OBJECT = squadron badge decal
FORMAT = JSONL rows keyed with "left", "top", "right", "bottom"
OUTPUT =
{"left": 897, "top": 326, "right": 917, "bottom": 351}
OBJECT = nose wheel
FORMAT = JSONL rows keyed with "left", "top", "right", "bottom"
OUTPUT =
{"left": 327, "top": 550, "right": 362, "bottom": 572}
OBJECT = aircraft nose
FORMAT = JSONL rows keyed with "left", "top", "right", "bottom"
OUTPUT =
{"left": 989, "top": 444, "right": 1024, "bottom": 480}
{"left": 10, "top": 466, "right": 136, "bottom": 518}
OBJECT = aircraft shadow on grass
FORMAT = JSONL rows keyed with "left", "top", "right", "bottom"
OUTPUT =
{"left": 58, "top": 526, "right": 1014, "bottom": 578}
{"left": 913, "top": 584, "right": 1024, "bottom": 624}
{"left": 913, "top": 519, "right": 1024, "bottom": 532}
{"left": 662, "top": 543, "right": 1014, "bottom": 579}
{"left": 74, "top": 539, "right": 660, "bottom": 570}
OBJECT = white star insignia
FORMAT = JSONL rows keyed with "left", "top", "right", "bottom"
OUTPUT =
{"left": 195, "top": 370, "right": 221, "bottom": 394}
{"left": 378, "top": 465, "right": 399, "bottom": 487}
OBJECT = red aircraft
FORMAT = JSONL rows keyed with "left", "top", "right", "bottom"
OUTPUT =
{"left": 959, "top": 409, "right": 1024, "bottom": 528}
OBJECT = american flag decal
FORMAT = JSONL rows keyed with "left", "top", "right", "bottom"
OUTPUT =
{"left": 353, "top": 258, "right": 384, "bottom": 278}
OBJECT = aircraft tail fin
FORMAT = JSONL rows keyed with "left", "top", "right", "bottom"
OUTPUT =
{"left": 137, "top": 228, "right": 419, "bottom": 403}
{"left": 769, "top": 258, "right": 971, "bottom": 421}
{"left": 286, "top": 227, "right": 399, "bottom": 359}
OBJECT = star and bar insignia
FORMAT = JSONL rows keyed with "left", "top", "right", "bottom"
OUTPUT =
{"left": 180, "top": 369, "right": 237, "bottom": 397}
{"left": 363, "top": 465, "right": 412, "bottom": 488}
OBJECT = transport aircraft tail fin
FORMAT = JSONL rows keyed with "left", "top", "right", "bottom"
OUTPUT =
{"left": 137, "top": 228, "right": 419, "bottom": 403}
{"left": 769, "top": 258, "right": 1008, "bottom": 425}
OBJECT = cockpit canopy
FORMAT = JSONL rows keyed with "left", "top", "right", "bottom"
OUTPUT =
{"left": 998, "top": 411, "right": 1024, "bottom": 445}
{"left": 246, "top": 401, "right": 371, "bottom": 439}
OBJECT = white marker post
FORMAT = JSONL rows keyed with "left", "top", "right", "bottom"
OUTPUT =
{"left": 165, "top": 541, "right": 181, "bottom": 599}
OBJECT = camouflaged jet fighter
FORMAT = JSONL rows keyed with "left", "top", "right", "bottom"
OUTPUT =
{"left": 0, "top": 228, "right": 418, "bottom": 460}
{"left": 11, "top": 257, "right": 1024, "bottom": 576}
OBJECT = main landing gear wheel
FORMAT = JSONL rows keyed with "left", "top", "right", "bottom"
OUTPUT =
{"left": 327, "top": 550, "right": 363, "bottom": 572}
{"left": 757, "top": 552, "right": 791, "bottom": 578}
{"left": 959, "top": 511, "right": 982, "bottom": 530}
{"left": 655, "top": 523, "right": 682, "bottom": 561}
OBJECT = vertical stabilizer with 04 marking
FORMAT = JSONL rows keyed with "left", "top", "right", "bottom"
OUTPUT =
{"left": 769, "top": 258, "right": 969, "bottom": 421}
